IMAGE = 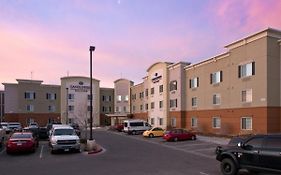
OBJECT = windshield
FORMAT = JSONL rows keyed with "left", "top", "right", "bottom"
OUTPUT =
{"left": 54, "top": 129, "right": 75, "bottom": 136}
{"left": 11, "top": 133, "right": 32, "bottom": 139}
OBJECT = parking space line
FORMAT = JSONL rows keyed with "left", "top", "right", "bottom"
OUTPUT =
{"left": 175, "top": 143, "right": 211, "bottom": 148}
{"left": 199, "top": 172, "right": 209, "bottom": 175}
{"left": 40, "top": 145, "right": 44, "bottom": 159}
{"left": 193, "top": 147, "right": 216, "bottom": 152}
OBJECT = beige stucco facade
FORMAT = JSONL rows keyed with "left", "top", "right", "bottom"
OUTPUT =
{"left": 61, "top": 76, "right": 100, "bottom": 126}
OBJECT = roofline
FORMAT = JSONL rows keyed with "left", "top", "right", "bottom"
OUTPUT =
{"left": 114, "top": 78, "right": 134, "bottom": 84}
{"left": 225, "top": 27, "right": 281, "bottom": 49}
{"left": 61, "top": 76, "right": 100, "bottom": 82}
{"left": 168, "top": 61, "right": 191, "bottom": 69}
{"left": 146, "top": 62, "right": 174, "bottom": 72}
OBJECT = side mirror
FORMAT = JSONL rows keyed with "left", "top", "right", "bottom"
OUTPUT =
{"left": 237, "top": 142, "right": 243, "bottom": 147}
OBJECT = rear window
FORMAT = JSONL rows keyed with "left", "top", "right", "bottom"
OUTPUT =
{"left": 54, "top": 129, "right": 75, "bottom": 136}
{"left": 264, "top": 137, "right": 281, "bottom": 149}
{"left": 11, "top": 133, "right": 32, "bottom": 139}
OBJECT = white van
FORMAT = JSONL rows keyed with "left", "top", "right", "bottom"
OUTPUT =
{"left": 123, "top": 119, "right": 151, "bottom": 135}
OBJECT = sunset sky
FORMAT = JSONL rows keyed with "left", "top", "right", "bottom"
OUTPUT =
{"left": 1, "top": 0, "right": 281, "bottom": 90}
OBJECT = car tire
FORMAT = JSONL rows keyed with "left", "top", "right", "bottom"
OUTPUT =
{"left": 191, "top": 135, "right": 196, "bottom": 140}
{"left": 174, "top": 137, "right": 178, "bottom": 142}
{"left": 132, "top": 131, "right": 137, "bottom": 135}
{"left": 149, "top": 134, "right": 154, "bottom": 138}
{"left": 220, "top": 158, "right": 238, "bottom": 175}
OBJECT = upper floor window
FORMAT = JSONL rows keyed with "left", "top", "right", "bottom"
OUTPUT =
{"left": 190, "top": 77, "right": 199, "bottom": 89}
{"left": 140, "top": 105, "right": 143, "bottom": 111}
{"left": 26, "top": 104, "right": 34, "bottom": 112}
{"left": 242, "top": 89, "right": 252, "bottom": 103}
{"left": 115, "top": 106, "right": 121, "bottom": 112}
{"left": 117, "top": 95, "right": 122, "bottom": 102}
{"left": 151, "top": 88, "right": 155, "bottom": 95}
{"left": 191, "top": 97, "right": 197, "bottom": 107}
{"left": 48, "top": 105, "right": 56, "bottom": 112}
{"left": 145, "top": 103, "right": 148, "bottom": 110}
{"left": 159, "top": 101, "right": 163, "bottom": 108}
{"left": 46, "top": 93, "right": 56, "bottom": 100}
{"left": 139, "top": 92, "right": 144, "bottom": 99}
{"left": 151, "top": 102, "right": 155, "bottom": 109}
{"left": 125, "top": 95, "right": 129, "bottom": 102}
{"left": 132, "top": 106, "right": 136, "bottom": 112}
{"left": 88, "top": 95, "right": 92, "bottom": 100}
{"left": 170, "top": 99, "right": 178, "bottom": 108}
{"left": 170, "top": 81, "right": 177, "bottom": 91}
{"left": 210, "top": 71, "right": 223, "bottom": 84}
{"left": 25, "top": 91, "right": 36, "bottom": 100}
{"left": 68, "top": 105, "right": 74, "bottom": 112}
{"left": 68, "top": 94, "right": 74, "bottom": 100}
{"left": 213, "top": 94, "right": 221, "bottom": 105}
{"left": 145, "top": 89, "right": 148, "bottom": 97}
{"left": 239, "top": 62, "right": 255, "bottom": 78}
{"left": 87, "top": 106, "right": 92, "bottom": 111}
{"left": 159, "top": 85, "right": 163, "bottom": 93}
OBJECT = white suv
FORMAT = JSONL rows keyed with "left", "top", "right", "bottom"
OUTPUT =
{"left": 49, "top": 125, "right": 80, "bottom": 153}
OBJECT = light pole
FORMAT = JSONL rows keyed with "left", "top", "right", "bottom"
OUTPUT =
{"left": 89, "top": 46, "right": 95, "bottom": 140}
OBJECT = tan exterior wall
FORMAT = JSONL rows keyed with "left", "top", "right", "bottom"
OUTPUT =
{"left": 100, "top": 88, "right": 114, "bottom": 126}
{"left": 169, "top": 111, "right": 186, "bottom": 129}
{"left": 132, "top": 112, "right": 148, "bottom": 121}
{"left": 114, "top": 79, "right": 134, "bottom": 114}
{"left": 131, "top": 83, "right": 145, "bottom": 114}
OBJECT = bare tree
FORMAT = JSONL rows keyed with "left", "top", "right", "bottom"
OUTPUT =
{"left": 72, "top": 99, "right": 89, "bottom": 140}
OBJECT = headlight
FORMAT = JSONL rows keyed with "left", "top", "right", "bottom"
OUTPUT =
{"left": 76, "top": 139, "right": 80, "bottom": 144}
{"left": 50, "top": 138, "right": 57, "bottom": 145}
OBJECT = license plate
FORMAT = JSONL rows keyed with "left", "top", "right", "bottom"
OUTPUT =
{"left": 17, "top": 143, "right": 22, "bottom": 146}
{"left": 64, "top": 148, "right": 70, "bottom": 152}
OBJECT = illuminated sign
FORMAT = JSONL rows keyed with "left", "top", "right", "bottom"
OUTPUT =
{"left": 152, "top": 73, "right": 162, "bottom": 83}
{"left": 70, "top": 82, "right": 90, "bottom": 92}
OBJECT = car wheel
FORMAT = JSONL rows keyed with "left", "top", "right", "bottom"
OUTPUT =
{"left": 132, "top": 131, "right": 137, "bottom": 135}
{"left": 149, "top": 134, "right": 154, "bottom": 138}
{"left": 191, "top": 135, "right": 196, "bottom": 140}
{"left": 174, "top": 137, "right": 178, "bottom": 142}
{"left": 220, "top": 158, "right": 238, "bottom": 175}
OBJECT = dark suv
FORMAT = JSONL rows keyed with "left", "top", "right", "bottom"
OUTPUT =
{"left": 216, "top": 134, "right": 281, "bottom": 175}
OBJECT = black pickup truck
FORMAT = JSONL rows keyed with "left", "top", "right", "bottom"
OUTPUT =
{"left": 216, "top": 134, "right": 281, "bottom": 175}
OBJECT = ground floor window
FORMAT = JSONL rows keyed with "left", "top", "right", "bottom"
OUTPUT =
{"left": 191, "top": 117, "right": 197, "bottom": 128}
{"left": 171, "top": 118, "right": 176, "bottom": 127}
{"left": 241, "top": 117, "right": 252, "bottom": 130}
{"left": 212, "top": 117, "right": 221, "bottom": 128}
{"left": 150, "top": 118, "right": 154, "bottom": 125}
{"left": 159, "top": 118, "right": 163, "bottom": 125}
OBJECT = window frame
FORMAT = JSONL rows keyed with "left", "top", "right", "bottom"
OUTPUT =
{"left": 212, "top": 117, "right": 221, "bottom": 129}
{"left": 241, "top": 117, "right": 252, "bottom": 130}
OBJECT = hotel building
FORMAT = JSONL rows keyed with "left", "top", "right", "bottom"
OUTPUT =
{"left": 3, "top": 79, "right": 61, "bottom": 126}
{"left": 0, "top": 91, "right": 4, "bottom": 122}
{"left": 131, "top": 28, "right": 281, "bottom": 135}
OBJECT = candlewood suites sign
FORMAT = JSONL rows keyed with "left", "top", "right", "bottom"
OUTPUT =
{"left": 70, "top": 81, "right": 90, "bottom": 92}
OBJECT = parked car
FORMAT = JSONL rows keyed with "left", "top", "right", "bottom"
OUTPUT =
{"left": 143, "top": 127, "right": 165, "bottom": 138}
{"left": 163, "top": 128, "right": 196, "bottom": 142}
{"left": 6, "top": 132, "right": 38, "bottom": 154}
{"left": 123, "top": 119, "right": 151, "bottom": 135}
{"left": 113, "top": 124, "right": 124, "bottom": 132}
{"left": 49, "top": 125, "right": 80, "bottom": 154}
{"left": 0, "top": 122, "right": 10, "bottom": 134}
{"left": 28, "top": 122, "right": 39, "bottom": 128}
{"left": 7, "top": 122, "right": 22, "bottom": 132}
{"left": 216, "top": 134, "right": 281, "bottom": 175}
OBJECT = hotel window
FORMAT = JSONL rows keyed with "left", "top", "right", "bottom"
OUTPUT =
{"left": 139, "top": 92, "right": 144, "bottom": 99}
{"left": 46, "top": 93, "right": 56, "bottom": 100}
{"left": 133, "top": 106, "right": 136, "bottom": 112}
{"left": 26, "top": 104, "right": 34, "bottom": 112}
{"left": 190, "top": 77, "right": 199, "bottom": 89}
{"left": 123, "top": 106, "right": 127, "bottom": 112}
{"left": 68, "top": 94, "right": 74, "bottom": 100}
{"left": 151, "top": 88, "right": 155, "bottom": 95}
{"left": 210, "top": 71, "right": 223, "bottom": 84}
{"left": 125, "top": 95, "right": 129, "bottom": 102}
{"left": 170, "top": 99, "right": 178, "bottom": 108}
{"left": 170, "top": 81, "right": 177, "bottom": 91}
{"left": 132, "top": 94, "right": 136, "bottom": 100}
{"left": 117, "top": 95, "right": 122, "bottom": 102}
{"left": 48, "top": 105, "right": 56, "bottom": 112}
{"left": 159, "top": 85, "right": 163, "bottom": 93}
{"left": 145, "top": 89, "right": 148, "bottom": 96}
{"left": 191, "top": 117, "right": 198, "bottom": 128}
{"left": 25, "top": 91, "right": 36, "bottom": 100}
{"left": 159, "top": 118, "right": 163, "bottom": 125}
{"left": 151, "top": 102, "right": 155, "bottom": 109}
{"left": 68, "top": 105, "right": 74, "bottom": 112}
{"left": 171, "top": 118, "right": 176, "bottom": 127}
{"left": 102, "top": 95, "right": 105, "bottom": 101}
{"left": 212, "top": 117, "right": 221, "bottom": 128}
{"left": 140, "top": 105, "right": 143, "bottom": 111}
{"left": 242, "top": 89, "right": 252, "bottom": 103}
{"left": 241, "top": 117, "right": 252, "bottom": 130}
{"left": 213, "top": 94, "right": 221, "bottom": 105}
{"left": 238, "top": 62, "right": 255, "bottom": 78}
{"left": 159, "top": 101, "right": 163, "bottom": 109}
{"left": 115, "top": 106, "right": 120, "bottom": 112}
{"left": 191, "top": 97, "right": 197, "bottom": 107}
{"left": 145, "top": 103, "right": 148, "bottom": 110}
{"left": 151, "top": 118, "right": 154, "bottom": 125}
{"left": 86, "top": 106, "right": 91, "bottom": 111}
{"left": 88, "top": 95, "right": 92, "bottom": 100}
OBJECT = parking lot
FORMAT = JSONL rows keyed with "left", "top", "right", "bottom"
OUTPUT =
{"left": 108, "top": 129, "right": 226, "bottom": 160}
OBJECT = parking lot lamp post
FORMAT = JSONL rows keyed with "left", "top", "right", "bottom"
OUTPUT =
{"left": 89, "top": 46, "right": 95, "bottom": 140}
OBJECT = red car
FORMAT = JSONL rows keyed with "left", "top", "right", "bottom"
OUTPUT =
{"left": 6, "top": 132, "right": 38, "bottom": 154}
{"left": 163, "top": 128, "right": 196, "bottom": 142}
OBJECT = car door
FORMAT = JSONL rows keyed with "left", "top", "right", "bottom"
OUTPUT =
{"left": 239, "top": 136, "right": 263, "bottom": 167}
{"left": 259, "top": 136, "right": 281, "bottom": 171}
{"left": 154, "top": 128, "right": 164, "bottom": 137}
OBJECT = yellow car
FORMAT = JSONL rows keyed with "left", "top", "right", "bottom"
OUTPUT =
{"left": 143, "top": 127, "right": 165, "bottom": 138}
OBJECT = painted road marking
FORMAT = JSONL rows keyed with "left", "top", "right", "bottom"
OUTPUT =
{"left": 40, "top": 145, "right": 44, "bottom": 159}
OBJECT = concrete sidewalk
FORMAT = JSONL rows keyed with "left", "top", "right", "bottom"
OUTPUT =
{"left": 197, "top": 135, "right": 230, "bottom": 145}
